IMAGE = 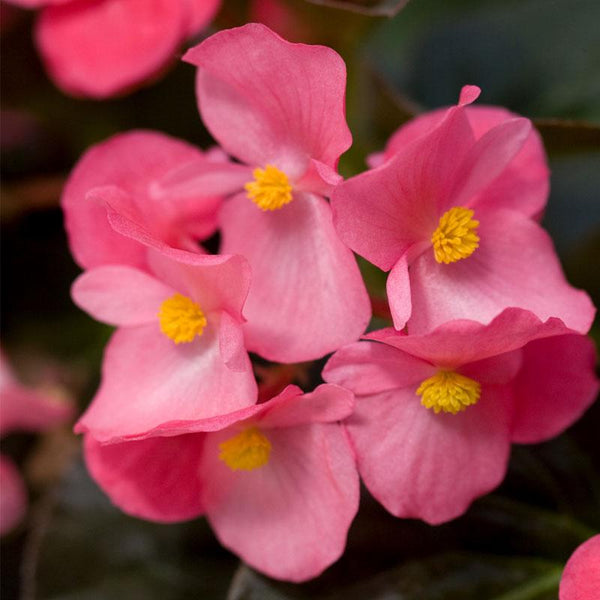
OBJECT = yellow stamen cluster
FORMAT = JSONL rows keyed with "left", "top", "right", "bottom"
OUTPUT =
{"left": 416, "top": 370, "right": 481, "bottom": 415}
{"left": 218, "top": 427, "right": 271, "bottom": 471}
{"left": 431, "top": 207, "right": 480, "bottom": 264}
{"left": 245, "top": 164, "right": 293, "bottom": 211}
{"left": 158, "top": 293, "right": 207, "bottom": 344}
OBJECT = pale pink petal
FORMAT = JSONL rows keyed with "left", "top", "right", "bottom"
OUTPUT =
{"left": 36, "top": 0, "right": 187, "bottom": 97}
{"left": 331, "top": 106, "right": 474, "bottom": 270}
{"left": 511, "top": 335, "right": 599, "bottom": 444}
{"left": 84, "top": 434, "right": 205, "bottom": 523}
{"left": 184, "top": 0, "right": 220, "bottom": 37}
{"left": 407, "top": 210, "right": 595, "bottom": 334}
{"left": 0, "top": 456, "right": 26, "bottom": 535}
{"left": 448, "top": 118, "right": 531, "bottom": 211}
{"left": 458, "top": 85, "right": 481, "bottom": 105}
{"left": 61, "top": 131, "right": 214, "bottom": 269}
{"left": 220, "top": 193, "right": 370, "bottom": 363}
{"left": 71, "top": 266, "right": 175, "bottom": 327}
{"left": 150, "top": 159, "right": 253, "bottom": 201}
{"left": 201, "top": 423, "right": 359, "bottom": 582}
{"left": 75, "top": 325, "right": 257, "bottom": 442}
{"left": 374, "top": 106, "right": 549, "bottom": 219}
{"left": 257, "top": 384, "right": 354, "bottom": 429}
{"left": 322, "top": 340, "right": 435, "bottom": 396}
{"left": 559, "top": 535, "right": 600, "bottom": 600}
{"left": 346, "top": 385, "right": 512, "bottom": 524}
{"left": 386, "top": 255, "right": 412, "bottom": 330}
{"left": 218, "top": 311, "right": 249, "bottom": 372}
{"left": 145, "top": 250, "right": 251, "bottom": 321}
{"left": 184, "top": 23, "right": 352, "bottom": 173}
{"left": 366, "top": 309, "right": 575, "bottom": 370}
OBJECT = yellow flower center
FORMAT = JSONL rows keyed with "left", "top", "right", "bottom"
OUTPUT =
{"left": 431, "top": 207, "right": 480, "bottom": 264}
{"left": 158, "top": 293, "right": 207, "bottom": 344}
{"left": 244, "top": 164, "right": 293, "bottom": 211}
{"left": 416, "top": 370, "right": 481, "bottom": 414}
{"left": 218, "top": 427, "right": 271, "bottom": 471}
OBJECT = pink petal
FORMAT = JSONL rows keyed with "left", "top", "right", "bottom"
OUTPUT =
{"left": 374, "top": 106, "right": 549, "bottom": 219}
{"left": 84, "top": 434, "right": 205, "bottom": 523}
{"left": 201, "top": 423, "right": 359, "bottom": 582}
{"left": 218, "top": 311, "right": 249, "bottom": 372}
{"left": 458, "top": 85, "right": 481, "bottom": 105}
{"left": 346, "top": 385, "right": 512, "bottom": 524}
{"left": 257, "top": 383, "right": 354, "bottom": 429}
{"left": 0, "top": 354, "right": 72, "bottom": 435}
{"left": 75, "top": 324, "right": 257, "bottom": 442}
{"left": 366, "top": 309, "right": 575, "bottom": 370}
{"left": 61, "top": 131, "right": 216, "bottom": 269}
{"left": 184, "top": 23, "right": 352, "bottom": 174}
{"left": 511, "top": 335, "right": 599, "bottom": 444}
{"left": 36, "top": 0, "right": 187, "bottom": 97}
{"left": 386, "top": 255, "right": 412, "bottom": 330}
{"left": 184, "top": 0, "right": 220, "bottom": 37}
{"left": 407, "top": 210, "right": 595, "bottom": 334}
{"left": 71, "top": 266, "right": 175, "bottom": 327}
{"left": 0, "top": 455, "right": 26, "bottom": 535}
{"left": 448, "top": 118, "right": 531, "bottom": 211}
{"left": 220, "top": 193, "right": 370, "bottom": 363}
{"left": 323, "top": 340, "right": 435, "bottom": 396}
{"left": 331, "top": 106, "right": 475, "bottom": 270}
{"left": 559, "top": 535, "right": 600, "bottom": 600}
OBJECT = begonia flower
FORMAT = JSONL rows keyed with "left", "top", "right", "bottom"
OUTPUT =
{"left": 0, "top": 352, "right": 72, "bottom": 534}
{"left": 159, "top": 23, "right": 370, "bottom": 363}
{"left": 72, "top": 245, "right": 257, "bottom": 442}
{"left": 331, "top": 86, "right": 595, "bottom": 334}
{"left": 560, "top": 534, "right": 600, "bottom": 600}
{"left": 62, "top": 130, "right": 223, "bottom": 272}
{"left": 323, "top": 308, "right": 599, "bottom": 524}
{"left": 83, "top": 384, "right": 359, "bottom": 582}
{"left": 5, "top": 0, "right": 221, "bottom": 98}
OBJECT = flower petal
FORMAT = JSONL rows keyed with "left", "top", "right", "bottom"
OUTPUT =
{"left": 559, "top": 534, "right": 600, "bottom": 600}
{"left": 201, "top": 423, "right": 359, "bottom": 582}
{"left": 184, "top": 23, "right": 352, "bottom": 173}
{"left": 511, "top": 335, "right": 599, "bottom": 444}
{"left": 84, "top": 434, "right": 205, "bottom": 523}
{"left": 36, "top": 0, "right": 186, "bottom": 97}
{"left": 407, "top": 210, "right": 595, "bottom": 334}
{"left": 346, "top": 385, "right": 512, "bottom": 524}
{"left": 61, "top": 131, "right": 215, "bottom": 269}
{"left": 220, "top": 192, "right": 370, "bottom": 363}
{"left": 75, "top": 324, "right": 257, "bottom": 442}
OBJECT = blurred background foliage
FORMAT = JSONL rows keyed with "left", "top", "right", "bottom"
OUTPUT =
{"left": 1, "top": 0, "right": 599, "bottom": 598}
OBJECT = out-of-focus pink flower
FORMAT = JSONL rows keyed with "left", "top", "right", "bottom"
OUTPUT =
{"left": 83, "top": 384, "right": 358, "bottom": 582}
{"left": 72, "top": 244, "right": 258, "bottom": 442}
{"left": 250, "top": 0, "right": 314, "bottom": 43}
{"left": 560, "top": 535, "right": 600, "bottom": 600}
{"left": 331, "top": 86, "right": 595, "bottom": 334}
{"left": 61, "top": 130, "right": 223, "bottom": 271}
{"left": 5, "top": 0, "right": 221, "bottom": 98}
{"left": 159, "top": 23, "right": 370, "bottom": 363}
{"left": 0, "top": 352, "right": 72, "bottom": 535}
{"left": 323, "top": 308, "right": 599, "bottom": 524}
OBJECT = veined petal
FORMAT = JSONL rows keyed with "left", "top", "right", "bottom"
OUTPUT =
{"left": 184, "top": 23, "right": 352, "bottom": 173}
{"left": 220, "top": 192, "right": 370, "bottom": 363}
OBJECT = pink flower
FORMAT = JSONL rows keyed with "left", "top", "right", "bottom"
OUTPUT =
{"left": 62, "top": 130, "right": 223, "bottom": 271}
{"left": 83, "top": 384, "right": 359, "bottom": 582}
{"left": 331, "top": 86, "right": 595, "bottom": 334}
{"left": 560, "top": 535, "right": 600, "bottom": 600}
{"left": 323, "top": 308, "right": 599, "bottom": 524}
{"left": 5, "top": 0, "right": 221, "bottom": 98}
{"left": 160, "top": 23, "right": 370, "bottom": 363}
{"left": 0, "top": 352, "right": 72, "bottom": 535}
{"left": 72, "top": 244, "right": 257, "bottom": 442}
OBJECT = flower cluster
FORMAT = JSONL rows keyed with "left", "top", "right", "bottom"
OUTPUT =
{"left": 62, "top": 24, "right": 598, "bottom": 582}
